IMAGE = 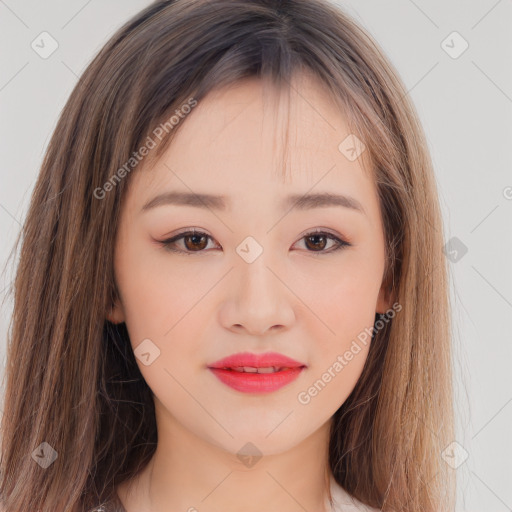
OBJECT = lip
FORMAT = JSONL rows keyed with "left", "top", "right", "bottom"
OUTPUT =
{"left": 207, "top": 351, "right": 306, "bottom": 394}
{"left": 208, "top": 351, "right": 306, "bottom": 369}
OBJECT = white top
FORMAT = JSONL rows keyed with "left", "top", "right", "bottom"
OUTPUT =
{"left": 326, "top": 473, "right": 380, "bottom": 512}
{"left": 108, "top": 473, "right": 380, "bottom": 512}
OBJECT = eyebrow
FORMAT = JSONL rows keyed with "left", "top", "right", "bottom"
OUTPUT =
{"left": 140, "top": 191, "right": 366, "bottom": 215}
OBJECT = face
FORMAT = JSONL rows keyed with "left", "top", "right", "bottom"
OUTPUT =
{"left": 108, "top": 73, "right": 391, "bottom": 457}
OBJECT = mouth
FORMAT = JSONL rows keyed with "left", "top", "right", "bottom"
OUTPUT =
{"left": 221, "top": 365, "right": 296, "bottom": 373}
{"left": 207, "top": 352, "right": 306, "bottom": 393}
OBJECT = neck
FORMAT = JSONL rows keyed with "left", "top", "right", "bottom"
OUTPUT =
{"left": 117, "top": 400, "right": 334, "bottom": 512}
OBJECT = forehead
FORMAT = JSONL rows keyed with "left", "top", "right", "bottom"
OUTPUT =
{"left": 126, "top": 73, "right": 378, "bottom": 218}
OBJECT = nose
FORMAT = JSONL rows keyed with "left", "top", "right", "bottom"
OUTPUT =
{"left": 218, "top": 254, "right": 296, "bottom": 336}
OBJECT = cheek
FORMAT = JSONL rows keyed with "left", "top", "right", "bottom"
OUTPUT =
{"left": 295, "top": 340, "right": 370, "bottom": 419}
{"left": 296, "top": 271, "right": 376, "bottom": 412}
{"left": 296, "top": 252, "right": 382, "bottom": 390}
{"left": 114, "top": 245, "right": 210, "bottom": 400}
{"left": 115, "top": 240, "right": 213, "bottom": 343}
{"left": 303, "top": 255, "right": 383, "bottom": 334}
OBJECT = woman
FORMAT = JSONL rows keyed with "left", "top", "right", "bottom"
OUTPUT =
{"left": 0, "top": 0, "right": 455, "bottom": 511}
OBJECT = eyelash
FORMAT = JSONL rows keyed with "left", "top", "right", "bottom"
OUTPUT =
{"left": 157, "top": 228, "right": 351, "bottom": 255}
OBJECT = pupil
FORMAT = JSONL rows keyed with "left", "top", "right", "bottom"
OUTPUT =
{"left": 307, "top": 235, "right": 326, "bottom": 251}
{"left": 186, "top": 234, "right": 207, "bottom": 250}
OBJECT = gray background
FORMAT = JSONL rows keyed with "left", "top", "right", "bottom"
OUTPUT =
{"left": 1, "top": 1, "right": 511, "bottom": 510}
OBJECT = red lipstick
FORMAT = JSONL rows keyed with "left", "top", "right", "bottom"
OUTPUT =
{"left": 207, "top": 351, "right": 306, "bottom": 393}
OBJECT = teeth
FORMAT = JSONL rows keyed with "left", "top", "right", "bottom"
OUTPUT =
{"left": 237, "top": 366, "right": 258, "bottom": 373}
{"left": 227, "top": 366, "right": 286, "bottom": 373}
{"left": 255, "top": 366, "right": 277, "bottom": 374}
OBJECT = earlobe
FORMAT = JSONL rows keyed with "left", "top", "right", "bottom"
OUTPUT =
{"left": 376, "top": 280, "right": 394, "bottom": 315}
{"left": 106, "top": 298, "right": 125, "bottom": 324}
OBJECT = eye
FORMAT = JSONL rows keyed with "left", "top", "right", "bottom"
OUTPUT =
{"left": 293, "top": 229, "right": 351, "bottom": 254}
{"left": 158, "top": 229, "right": 219, "bottom": 255}
{"left": 157, "top": 228, "right": 351, "bottom": 255}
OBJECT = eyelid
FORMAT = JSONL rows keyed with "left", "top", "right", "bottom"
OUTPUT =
{"left": 293, "top": 228, "right": 351, "bottom": 253}
{"left": 297, "top": 226, "right": 347, "bottom": 242}
{"left": 158, "top": 228, "right": 218, "bottom": 255}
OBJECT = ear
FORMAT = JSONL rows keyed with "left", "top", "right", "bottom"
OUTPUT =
{"left": 376, "top": 273, "right": 394, "bottom": 314}
{"left": 106, "top": 296, "right": 125, "bottom": 324}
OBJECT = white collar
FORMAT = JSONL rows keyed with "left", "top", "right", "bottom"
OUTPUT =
{"left": 325, "top": 473, "right": 380, "bottom": 512}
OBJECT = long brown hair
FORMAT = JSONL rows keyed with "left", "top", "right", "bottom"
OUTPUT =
{"left": 0, "top": 1, "right": 455, "bottom": 510}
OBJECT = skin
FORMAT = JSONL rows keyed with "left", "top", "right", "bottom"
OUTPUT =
{"left": 109, "top": 72, "right": 391, "bottom": 512}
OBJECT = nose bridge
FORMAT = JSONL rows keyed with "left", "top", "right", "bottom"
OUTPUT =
{"left": 225, "top": 243, "right": 295, "bottom": 334}
{"left": 238, "top": 248, "right": 280, "bottom": 308}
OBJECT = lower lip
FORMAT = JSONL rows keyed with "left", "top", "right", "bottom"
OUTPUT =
{"left": 208, "top": 367, "right": 304, "bottom": 393}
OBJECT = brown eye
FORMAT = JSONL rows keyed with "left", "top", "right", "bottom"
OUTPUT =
{"left": 296, "top": 230, "right": 350, "bottom": 254}
{"left": 159, "top": 230, "right": 217, "bottom": 255}
{"left": 182, "top": 233, "right": 209, "bottom": 251}
{"left": 304, "top": 234, "right": 328, "bottom": 251}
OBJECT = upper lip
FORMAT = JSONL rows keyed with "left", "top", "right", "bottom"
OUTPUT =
{"left": 208, "top": 351, "right": 306, "bottom": 369}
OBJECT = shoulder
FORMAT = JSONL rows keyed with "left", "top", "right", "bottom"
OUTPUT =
{"left": 329, "top": 477, "right": 381, "bottom": 512}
